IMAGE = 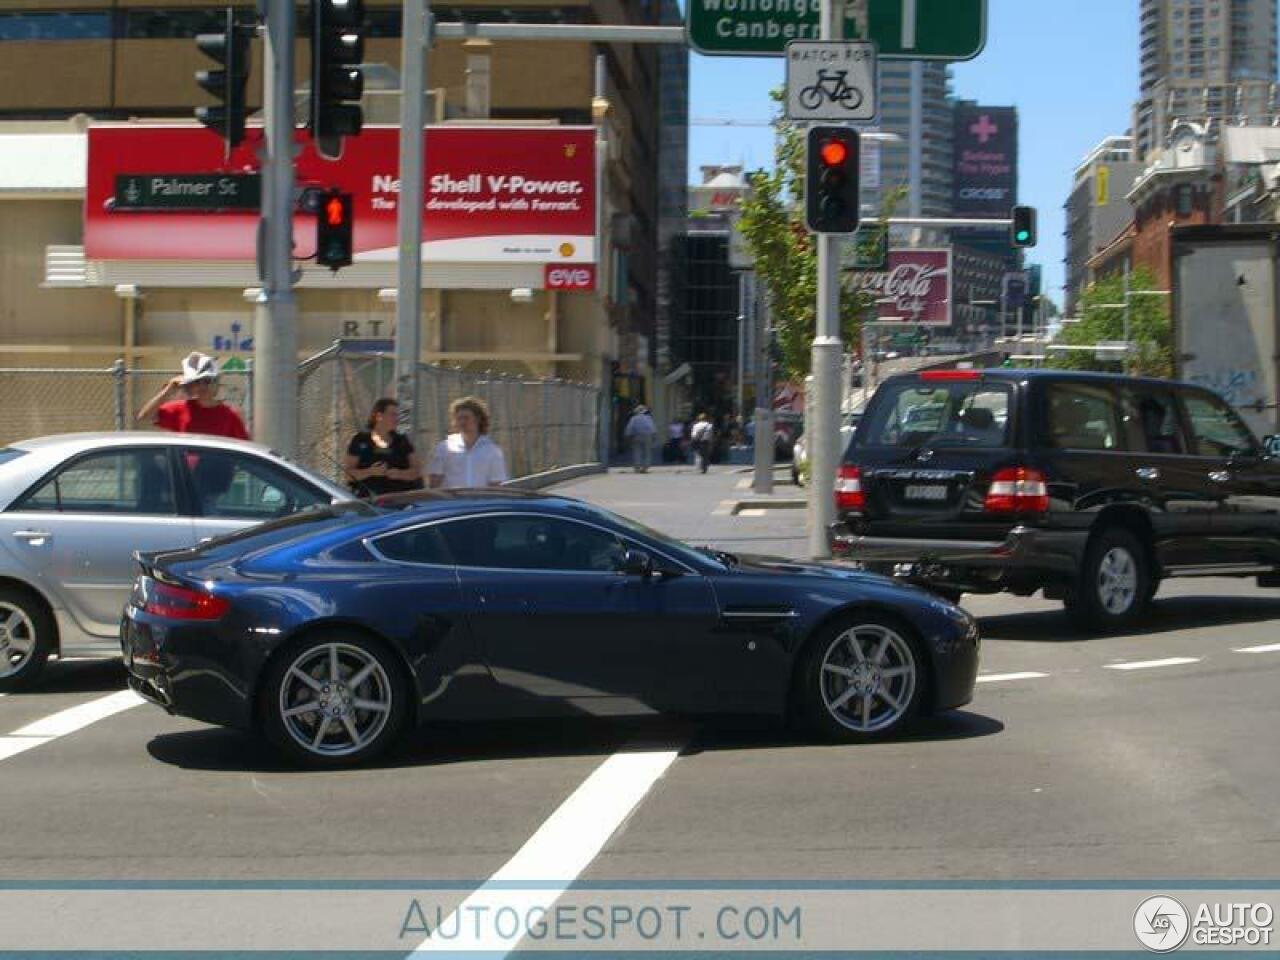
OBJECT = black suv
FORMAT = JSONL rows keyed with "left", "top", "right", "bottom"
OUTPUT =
{"left": 831, "top": 369, "right": 1280, "bottom": 630}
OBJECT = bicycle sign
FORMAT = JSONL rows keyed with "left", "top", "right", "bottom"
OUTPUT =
{"left": 786, "top": 41, "right": 877, "bottom": 123}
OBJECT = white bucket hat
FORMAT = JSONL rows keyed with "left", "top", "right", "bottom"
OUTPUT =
{"left": 180, "top": 351, "right": 219, "bottom": 385}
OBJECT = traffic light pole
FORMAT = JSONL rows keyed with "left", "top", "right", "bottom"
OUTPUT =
{"left": 807, "top": 0, "right": 845, "bottom": 561}
{"left": 395, "top": 0, "right": 428, "bottom": 442}
{"left": 254, "top": 0, "right": 299, "bottom": 458}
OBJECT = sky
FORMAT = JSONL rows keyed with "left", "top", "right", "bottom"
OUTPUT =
{"left": 686, "top": 0, "right": 1142, "bottom": 305}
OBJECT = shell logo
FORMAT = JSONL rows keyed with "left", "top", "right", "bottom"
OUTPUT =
{"left": 565, "top": 144, "right": 577, "bottom": 158}
{"left": 558, "top": 243, "right": 576, "bottom": 258}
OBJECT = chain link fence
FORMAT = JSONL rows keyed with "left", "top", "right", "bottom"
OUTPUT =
{"left": 0, "top": 345, "right": 599, "bottom": 485}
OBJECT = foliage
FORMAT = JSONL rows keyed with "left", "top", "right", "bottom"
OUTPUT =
{"left": 1047, "top": 269, "right": 1172, "bottom": 378}
{"left": 738, "top": 89, "right": 903, "bottom": 382}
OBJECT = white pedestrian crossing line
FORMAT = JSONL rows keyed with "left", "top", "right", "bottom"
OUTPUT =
{"left": 976, "top": 671, "right": 1049, "bottom": 684}
{"left": 411, "top": 739, "right": 685, "bottom": 956}
{"left": 1104, "top": 657, "right": 1201, "bottom": 672}
{"left": 0, "top": 690, "right": 142, "bottom": 763}
{"left": 1233, "top": 642, "right": 1280, "bottom": 654}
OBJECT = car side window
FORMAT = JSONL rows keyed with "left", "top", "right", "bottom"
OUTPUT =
{"left": 17, "top": 449, "right": 176, "bottom": 515}
{"left": 372, "top": 525, "right": 453, "bottom": 565}
{"left": 1181, "top": 391, "right": 1258, "bottom": 458}
{"left": 1120, "top": 388, "right": 1186, "bottom": 455}
{"left": 184, "top": 449, "right": 328, "bottom": 519}
{"left": 1046, "top": 384, "right": 1122, "bottom": 451}
{"left": 439, "top": 515, "right": 628, "bottom": 572}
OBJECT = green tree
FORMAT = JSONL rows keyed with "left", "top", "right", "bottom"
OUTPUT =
{"left": 738, "top": 90, "right": 902, "bottom": 383}
{"left": 1048, "top": 269, "right": 1172, "bottom": 378}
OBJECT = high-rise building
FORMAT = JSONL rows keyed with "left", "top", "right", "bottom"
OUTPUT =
{"left": 1064, "top": 136, "right": 1145, "bottom": 318}
{"left": 873, "top": 61, "right": 954, "bottom": 219}
{"left": 1134, "top": 0, "right": 1279, "bottom": 162}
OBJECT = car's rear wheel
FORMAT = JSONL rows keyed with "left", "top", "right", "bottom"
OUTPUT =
{"left": 797, "top": 614, "right": 925, "bottom": 741}
{"left": 262, "top": 632, "right": 410, "bottom": 768}
{"left": 0, "top": 587, "right": 54, "bottom": 692}
{"left": 1064, "top": 527, "right": 1150, "bottom": 632}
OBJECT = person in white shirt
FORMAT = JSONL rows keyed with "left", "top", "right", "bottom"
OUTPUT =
{"left": 428, "top": 396, "right": 509, "bottom": 489}
{"left": 623, "top": 404, "right": 657, "bottom": 473}
{"left": 690, "top": 412, "right": 714, "bottom": 474}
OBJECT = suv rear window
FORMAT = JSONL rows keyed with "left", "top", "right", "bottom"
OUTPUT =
{"left": 859, "top": 379, "right": 1012, "bottom": 449}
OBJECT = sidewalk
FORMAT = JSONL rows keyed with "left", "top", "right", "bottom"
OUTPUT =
{"left": 553, "top": 463, "right": 811, "bottom": 560}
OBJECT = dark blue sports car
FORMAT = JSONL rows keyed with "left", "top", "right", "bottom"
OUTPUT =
{"left": 122, "top": 491, "right": 980, "bottom": 766}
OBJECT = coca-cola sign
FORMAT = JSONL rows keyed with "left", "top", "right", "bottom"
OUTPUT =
{"left": 850, "top": 248, "right": 952, "bottom": 327}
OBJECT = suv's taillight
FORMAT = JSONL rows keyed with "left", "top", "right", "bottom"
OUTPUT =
{"left": 985, "top": 467, "right": 1049, "bottom": 514}
{"left": 142, "top": 578, "right": 230, "bottom": 621}
{"left": 835, "top": 464, "right": 865, "bottom": 512}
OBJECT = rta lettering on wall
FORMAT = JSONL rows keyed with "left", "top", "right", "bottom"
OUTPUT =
{"left": 544, "top": 264, "right": 596, "bottom": 291}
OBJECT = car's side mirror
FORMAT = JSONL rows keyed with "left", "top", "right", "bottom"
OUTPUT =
{"left": 620, "top": 549, "right": 654, "bottom": 578}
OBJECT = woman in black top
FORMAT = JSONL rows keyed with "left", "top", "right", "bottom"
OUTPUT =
{"left": 342, "top": 398, "right": 424, "bottom": 497}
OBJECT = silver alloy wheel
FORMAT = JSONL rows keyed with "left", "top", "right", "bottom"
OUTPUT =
{"left": 819, "top": 623, "right": 917, "bottom": 734}
{"left": 0, "top": 604, "right": 37, "bottom": 679}
{"left": 278, "top": 642, "right": 393, "bottom": 758}
{"left": 1097, "top": 546, "right": 1138, "bottom": 615}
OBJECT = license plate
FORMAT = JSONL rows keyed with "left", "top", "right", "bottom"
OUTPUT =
{"left": 904, "top": 484, "right": 948, "bottom": 502}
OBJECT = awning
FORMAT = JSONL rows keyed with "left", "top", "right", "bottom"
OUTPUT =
{"left": 0, "top": 132, "right": 86, "bottom": 196}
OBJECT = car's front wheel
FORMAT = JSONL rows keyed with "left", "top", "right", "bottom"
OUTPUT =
{"left": 0, "top": 587, "right": 54, "bottom": 692}
{"left": 796, "top": 614, "right": 925, "bottom": 741}
{"left": 261, "top": 631, "right": 411, "bottom": 768}
{"left": 1064, "top": 527, "right": 1150, "bottom": 632}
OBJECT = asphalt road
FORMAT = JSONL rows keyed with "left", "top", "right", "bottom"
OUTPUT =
{"left": 2, "top": 464, "right": 1278, "bottom": 942}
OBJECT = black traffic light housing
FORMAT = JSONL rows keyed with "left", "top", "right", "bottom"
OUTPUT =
{"left": 805, "top": 126, "right": 860, "bottom": 235}
{"left": 316, "top": 190, "right": 354, "bottom": 271}
{"left": 195, "top": 8, "right": 251, "bottom": 153}
{"left": 310, "top": 0, "right": 366, "bottom": 160}
{"left": 1011, "top": 205, "right": 1037, "bottom": 248}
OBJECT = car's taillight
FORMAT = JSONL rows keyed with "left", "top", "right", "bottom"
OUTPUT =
{"left": 835, "top": 464, "right": 865, "bottom": 512}
{"left": 985, "top": 467, "right": 1049, "bottom": 514}
{"left": 142, "top": 579, "right": 230, "bottom": 621}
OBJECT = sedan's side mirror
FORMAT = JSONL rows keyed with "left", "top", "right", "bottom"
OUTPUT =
{"left": 620, "top": 549, "right": 654, "bottom": 578}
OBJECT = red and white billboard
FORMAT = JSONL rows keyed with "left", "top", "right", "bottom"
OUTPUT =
{"left": 544, "top": 263, "right": 595, "bottom": 291}
{"left": 84, "top": 125, "right": 595, "bottom": 264}
{"left": 850, "top": 248, "right": 952, "bottom": 327}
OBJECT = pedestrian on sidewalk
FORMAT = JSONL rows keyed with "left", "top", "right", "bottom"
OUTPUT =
{"left": 342, "top": 398, "right": 424, "bottom": 498}
{"left": 136, "top": 351, "right": 250, "bottom": 440}
{"left": 428, "top": 396, "right": 508, "bottom": 490}
{"left": 690, "top": 412, "right": 714, "bottom": 474}
{"left": 624, "top": 404, "right": 657, "bottom": 473}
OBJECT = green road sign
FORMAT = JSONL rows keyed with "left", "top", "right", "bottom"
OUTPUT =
{"left": 113, "top": 173, "right": 261, "bottom": 211}
{"left": 849, "top": 222, "right": 888, "bottom": 270}
{"left": 687, "top": 0, "right": 985, "bottom": 59}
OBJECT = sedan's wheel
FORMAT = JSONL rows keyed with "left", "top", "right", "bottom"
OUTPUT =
{"left": 1064, "top": 527, "right": 1150, "bottom": 633}
{"left": 262, "top": 633, "right": 409, "bottom": 767}
{"left": 798, "top": 615, "right": 925, "bottom": 741}
{"left": 0, "top": 588, "right": 53, "bottom": 692}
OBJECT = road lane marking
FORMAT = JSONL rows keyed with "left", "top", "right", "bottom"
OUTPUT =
{"left": 738, "top": 509, "right": 767, "bottom": 517}
{"left": 411, "top": 741, "right": 685, "bottom": 956}
{"left": 0, "top": 690, "right": 142, "bottom": 762}
{"left": 976, "top": 672, "right": 1048, "bottom": 684}
{"left": 1234, "top": 642, "right": 1280, "bottom": 654}
{"left": 1104, "top": 657, "right": 1201, "bottom": 672}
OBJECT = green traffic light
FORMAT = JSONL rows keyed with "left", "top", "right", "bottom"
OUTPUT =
{"left": 1016, "top": 230, "right": 1030, "bottom": 243}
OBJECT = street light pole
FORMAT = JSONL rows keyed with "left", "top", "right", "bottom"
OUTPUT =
{"left": 395, "top": 0, "right": 429, "bottom": 443}
{"left": 806, "top": 0, "right": 846, "bottom": 561}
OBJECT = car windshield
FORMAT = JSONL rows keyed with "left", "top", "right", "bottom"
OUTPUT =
{"left": 859, "top": 379, "right": 1012, "bottom": 450}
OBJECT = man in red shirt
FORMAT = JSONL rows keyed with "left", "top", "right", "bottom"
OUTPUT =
{"left": 137, "top": 351, "right": 250, "bottom": 440}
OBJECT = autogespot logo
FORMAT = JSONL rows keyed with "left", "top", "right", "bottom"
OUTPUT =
{"left": 1134, "top": 896, "right": 1191, "bottom": 953}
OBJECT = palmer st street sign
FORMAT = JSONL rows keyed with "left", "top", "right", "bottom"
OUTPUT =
{"left": 112, "top": 173, "right": 262, "bottom": 211}
{"left": 687, "top": 0, "right": 986, "bottom": 59}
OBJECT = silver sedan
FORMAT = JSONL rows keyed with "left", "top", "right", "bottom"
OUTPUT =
{"left": 0, "top": 433, "right": 352, "bottom": 689}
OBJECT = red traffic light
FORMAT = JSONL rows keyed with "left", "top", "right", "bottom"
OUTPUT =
{"left": 819, "top": 140, "right": 849, "bottom": 167}
{"left": 325, "top": 196, "right": 345, "bottom": 226}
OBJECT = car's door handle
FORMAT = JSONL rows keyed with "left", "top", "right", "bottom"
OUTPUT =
{"left": 1208, "top": 470, "right": 1232, "bottom": 484}
{"left": 1135, "top": 467, "right": 1161, "bottom": 481}
{"left": 12, "top": 530, "right": 52, "bottom": 545}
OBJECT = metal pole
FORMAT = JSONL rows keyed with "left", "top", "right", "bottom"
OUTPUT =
{"left": 807, "top": 0, "right": 844, "bottom": 561}
{"left": 395, "top": 0, "right": 428, "bottom": 441}
{"left": 752, "top": 278, "right": 773, "bottom": 494}
{"left": 1122, "top": 258, "right": 1132, "bottom": 375}
{"left": 736, "top": 271, "right": 747, "bottom": 422}
{"left": 254, "top": 0, "right": 299, "bottom": 457}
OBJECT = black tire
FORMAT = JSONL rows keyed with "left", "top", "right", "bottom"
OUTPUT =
{"left": 1064, "top": 527, "right": 1151, "bottom": 633}
{"left": 795, "top": 613, "right": 926, "bottom": 742}
{"left": 0, "top": 586, "right": 54, "bottom": 692}
{"left": 260, "top": 630, "right": 411, "bottom": 768}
